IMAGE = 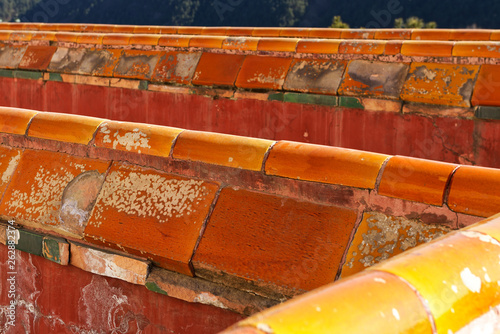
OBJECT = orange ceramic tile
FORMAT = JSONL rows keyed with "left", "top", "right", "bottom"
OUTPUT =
{"left": 0, "top": 45, "right": 28, "bottom": 69}
{"left": 189, "top": 36, "right": 226, "bottom": 49}
{"left": 193, "top": 187, "right": 358, "bottom": 296}
{"left": 30, "top": 31, "right": 57, "bottom": 42}
{"left": 19, "top": 45, "right": 57, "bottom": 70}
{"left": 0, "top": 107, "right": 38, "bottom": 135}
{"left": 342, "top": 211, "right": 451, "bottom": 278}
{"left": 0, "top": 149, "right": 110, "bottom": 235}
{"left": 151, "top": 51, "right": 202, "bottom": 84}
{"left": 378, "top": 156, "right": 457, "bottom": 206}
{"left": 339, "top": 40, "right": 386, "bottom": 55}
{"left": 23, "top": 23, "right": 42, "bottom": 31}
{"left": 296, "top": 39, "right": 341, "bottom": 54}
{"left": 401, "top": 41, "right": 454, "bottom": 57}
{"left": 112, "top": 25, "right": 135, "bottom": 33}
{"left": 251, "top": 28, "right": 281, "bottom": 37}
{"left": 235, "top": 55, "right": 293, "bottom": 90}
{"left": 222, "top": 37, "right": 260, "bottom": 51}
{"left": 373, "top": 29, "right": 411, "bottom": 40}
{"left": 84, "top": 162, "right": 219, "bottom": 276}
{"left": 257, "top": 38, "right": 299, "bottom": 52}
{"left": 465, "top": 214, "right": 500, "bottom": 242}
{"left": 79, "top": 48, "right": 122, "bottom": 77}
{"left": 54, "top": 32, "right": 80, "bottom": 43}
{"left": 76, "top": 33, "right": 104, "bottom": 44}
{"left": 341, "top": 29, "right": 375, "bottom": 39}
{"left": 225, "top": 27, "right": 254, "bottom": 36}
{"left": 448, "top": 166, "right": 500, "bottom": 217}
{"left": 28, "top": 112, "right": 105, "bottom": 145}
{"left": 113, "top": 49, "right": 160, "bottom": 80}
{"left": 173, "top": 130, "right": 273, "bottom": 171}
{"left": 55, "top": 24, "right": 77, "bottom": 32}
{"left": 0, "top": 31, "right": 11, "bottom": 41}
{"left": 102, "top": 33, "right": 132, "bottom": 45}
{"left": 133, "top": 25, "right": 162, "bottom": 34}
{"left": 339, "top": 60, "right": 409, "bottom": 99}
{"left": 92, "top": 24, "right": 115, "bottom": 33}
{"left": 74, "top": 24, "right": 93, "bottom": 32}
{"left": 452, "top": 42, "right": 500, "bottom": 58}
{"left": 39, "top": 23, "right": 59, "bottom": 31}
{"left": 9, "top": 31, "right": 32, "bottom": 41}
{"left": 279, "top": 28, "right": 310, "bottom": 38}
{"left": 177, "top": 26, "right": 203, "bottom": 35}
{"left": 93, "top": 121, "right": 183, "bottom": 157}
{"left": 471, "top": 64, "right": 500, "bottom": 106}
{"left": 449, "top": 29, "right": 492, "bottom": 41}
{"left": 411, "top": 29, "right": 451, "bottom": 40}
{"left": 129, "top": 34, "right": 160, "bottom": 46}
{"left": 283, "top": 58, "right": 347, "bottom": 95}
{"left": 201, "top": 27, "right": 229, "bottom": 35}
{"left": 384, "top": 41, "right": 402, "bottom": 55}
{"left": 307, "top": 28, "right": 342, "bottom": 39}
{"left": 0, "top": 146, "right": 22, "bottom": 196}
{"left": 373, "top": 231, "right": 500, "bottom": 334}
{"left": 401, "top": 62, "right": 480, "bottom": 107}
{"left": 192, "top": 53, "right": 245, "bottom": 87}
{"left": 233, "top": 271, "right": 433, "bottom": 334}
{"left": 265, "top": 141, "right": 389, "bottom": 189}
{"left": 158, "top": 35, "right": 192, "bottom": 47}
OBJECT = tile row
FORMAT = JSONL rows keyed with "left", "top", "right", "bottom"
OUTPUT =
{"left": 2, "top": 108, "right": 499, "bottom": 216}
{"left": 5, "top": 30, "right": 500, "bottom": 59}
{"left": 223, "top": 213, "right": 500, "bottom": 334}
{"left": 1, "top": 23, "right": 500, "bottom": 41}
{"left": 2, "top": 44, "right": 500, "bottom": 107}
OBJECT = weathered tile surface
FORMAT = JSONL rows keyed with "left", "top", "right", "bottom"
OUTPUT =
{"left": 70, "top": 242, "right": 149, "bottom": 285}
{"left": 283, "top": 59, "right": 346, "bottom": 95}
{"left": 401, "top": 63, "right": 480, "bottom": 107}
{"left": 0, "top": 45, "right": 27, "bottom": 69}
{"left": 192, "top": 53, "right": 245, "bottom": 87}
{"left": 114, "top": 50, "right": 160, "bottom": 80}
{"left": 341, "top": 211, "right": 451, "bottom": 278}
{"left": 338, "top": 60, "right": 409, "bottom": 99}
{"left": 42, "top": 236, "right": 69, "bottom": 265}
{"left": 48, "top": 47, "right": 88, "bottom": 73}
{"left": 0, "top": 146, "right": 22, "bottom": 196}
{"left": 85, "top": 162, "right": 220, "bottom": 276}
{"left": 0, "top": 150, "right": 110, "bottom": 236}
{"left": 151, "top": 51, "right": 202, "bottom": 84}
{"left": 94, "top": 121, "right": 183, "bottom": 157}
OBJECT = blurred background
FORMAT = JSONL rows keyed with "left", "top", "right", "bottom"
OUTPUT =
{"left": 0, "top": 0, "right": 498, "bottom": 29}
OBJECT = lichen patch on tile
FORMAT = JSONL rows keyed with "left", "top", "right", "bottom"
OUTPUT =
{"left": 341, "top": 211, "right": 452, "bottom": 277}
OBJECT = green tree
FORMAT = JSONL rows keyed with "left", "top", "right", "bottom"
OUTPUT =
{"left": 394, "top": 16, "right": 437, "bottom": 29}
{"left": 330, "top": 15, "right": 349, "bottom": 28}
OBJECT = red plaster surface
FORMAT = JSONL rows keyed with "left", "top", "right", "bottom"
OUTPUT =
{"left": 0, "top": 245, "right": 244, "bottom": 333}
{"left": 0, "top": 77, "right": 496, "bottom": 167}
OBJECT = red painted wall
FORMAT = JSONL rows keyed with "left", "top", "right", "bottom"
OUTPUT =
{"left": 1, "top": 77, "right": 495, "bottom": 167}
{"left": 0, "top": 245, "right": 244, "bottom": 333}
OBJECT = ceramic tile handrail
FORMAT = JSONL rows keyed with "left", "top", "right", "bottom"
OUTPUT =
{"left": 221, "top": 213, "right": 500, "bottom": 334}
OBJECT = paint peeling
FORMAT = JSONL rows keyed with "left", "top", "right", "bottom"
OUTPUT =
{"left": 461, "top": 231, "right": 500, "bottom": 247}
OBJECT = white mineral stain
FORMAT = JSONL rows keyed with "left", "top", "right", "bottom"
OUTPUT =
{"left": 451, "top": 285, "right": 458, "bottom": 293}
{"left": 91, "top": 166, "right": 209, "bottom": 227}
{"left": 374, "top": 278, "right": 386, "bottom": 284}
{"left": 194, "top": 293, "right": 228, "bottom": 309}
{"left": 1, "top": 152, "right": 21, "bottom": 185}
{"left": 112, "top": 128, "right": 151, "bottom": 151}
{"left": 462, "top": 231, "right": 500, "bottom": 246}
{"left": 461, "top": 268, "right": 481, "bottom": 293}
